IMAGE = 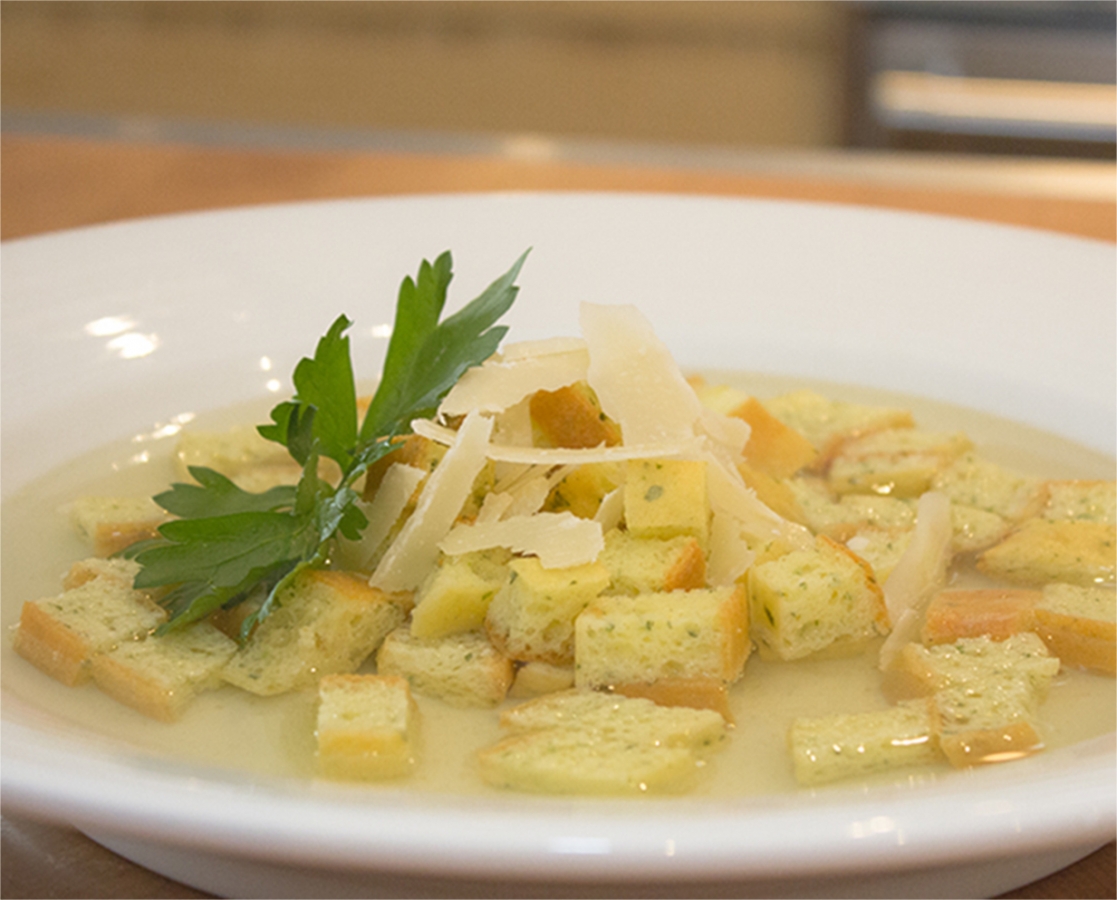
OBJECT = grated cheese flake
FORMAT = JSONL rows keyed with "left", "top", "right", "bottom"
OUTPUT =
{"left": 438, "top": 341, "right": 589, "bottom": 417}
{"left": 343, "top": 463, "right": 427, "bottom": 570}
{"left": 370, "top": 411, "right": 494, "bottom": 591}
{"left": 879, "top": 491, "right": 953, "bottom": 669}
{"left": 580, "top": 303, "right": 703, "bottom": 447}
{"left": 440, "top": 512, "right": 605, "bottom": 569}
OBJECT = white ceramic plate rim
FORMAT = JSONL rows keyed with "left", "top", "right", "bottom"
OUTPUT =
{"left": 2, "top": 193, "right": 1114, "bottom": 886}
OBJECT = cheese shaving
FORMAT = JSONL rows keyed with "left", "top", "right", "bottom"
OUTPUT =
{"left": 412, "top": 417, "right": 703, "bottom": 465}
{"left": 580, "top": 302, "right": 703, "bottom": 446}
{"left": 344, "top": 463, "right": 427, "bottom": 570}
{"left": 440, "top": 512, "right": 605, "bottom": 569}
{"left": 500, "top": 336, "right": 588, "bottom": 361}
{"left": 438, "top": 344, "right": 589, "bottom": 417}
{"left": 370, "top": 411, "right": 494, "bottom": 591}
{"left": 706, "top": 509, "right": 757, "bottom": 586}
{"left": 878, "top": 491, "right": 953, "bottom": 670}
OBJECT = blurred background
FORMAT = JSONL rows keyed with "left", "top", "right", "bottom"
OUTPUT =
{"left": 3, "top": 0, "right": 1115, "bottom": 160}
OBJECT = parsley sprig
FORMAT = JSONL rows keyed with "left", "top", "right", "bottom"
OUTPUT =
{"left": 126, "top": 250, "right": 527, "bottom": 638}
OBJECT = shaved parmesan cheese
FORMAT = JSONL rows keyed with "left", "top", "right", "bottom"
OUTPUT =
{"left": 440, "top": 512, "right": 604, "bottom": 569}
{"left": 580, "top": 303, "right": 702, "bottom": 447}
{"left": 476, "top": 491, "right": 515, "bottom": 524}
{"left": 878, "top": 491, "right": 953, "bottom": 670}
{"left": 704, "top": 452, "right": 812, "bottom": 550}
{"left": 438, "top": 345, "right": 589, "bottom": 417}
{"left": 594, "top": 486, "right": 625, "bottom": 532}
{"left": 698, "top": 406, "right": 751, "bottom": 462}
{"left": 412, "top": 417, "right": 703, "bottom": 465}
{"left": 370, "top": 412, "right": 494, "bottom": 591}
{"left": 342, "top": 463, "right": 427, "bottom": 570}
{"left": 501, "top": 336, "right": 588, "bottom": 361}
{"left": 706, "top": 510, "right": 757, "bottom": 586}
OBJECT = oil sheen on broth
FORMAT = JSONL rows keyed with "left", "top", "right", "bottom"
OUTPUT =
{"left": 2, "top": 372, "right": 1114, "bottom": 797}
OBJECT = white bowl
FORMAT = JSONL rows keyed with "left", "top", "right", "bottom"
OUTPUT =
{"left": 2, "top": 194, "right": 1114, "bottom": 898}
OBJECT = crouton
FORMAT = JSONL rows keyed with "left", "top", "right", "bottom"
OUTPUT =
{"left": 485, "top": 556, "right": 611, "bottom": 665}
{"left": 785, "top": 476, "right": 916, "bottom": 541}
{"left": 529, "top": 382, "right": 621, "bottom": 449}
{"left": 828, "top": 429, "right": 972, "bottom": 498}
{"left": 921, "top": 589, "right": 1041, "bottom": 645}
{"left": 884, "top": 633, "right": 1060, "bottom": 768}
{"left": 13, "top": 559, "right": 165, "bottom": 686}
{"left": 69, "top": 496, "right": 169, "bottom": 556}
{"left": 316, "top": 674, "right": 419, "bottom": 780}
{"left": 931, "top": 453, "right": 1047, "bottom": 523}
{"left": 731, "top": 396, "right": 818, "bottom": 478}
{"left": 611, "top": 676, "right": 733, "bottom": 721}
{"left": 478, "top": 689, "right": 727, "bottom": 795}
{"left": 1043, "top": 480, "right": 1116, "bottom": 525}
{"left": 409, "top": 551, "right": 510, "bottom": 640}
{"left": 624, "top": 458, "right": 709, "bottom": 544}
{"left": 788, "top": 699, "right": 939, "bottom": 786}
{"left": 597, "top": 530, "right": 706, "bottom": 596}
{"left": 376, "top": 627, "right": 514, "bottom": 707}
{"left": 747, "top": 535, "right": 888, "bottom": 661}
{"left": 222, "top": 569, "right": 411, "bottom": 696}
{"left": 574, "top": 585, "right": 750, "bottom": 689}
{"left": 844, "top": 527, "right": 913, "bottom": 584}
{"left": 764, "top": 389, "right": 914, "bottom": 466}
{"left": 1033, "top": 583, "right": 1116, "bottom": 675}
{"left": 977, "top": 520, "right": 1116, "bottom": 587}
{"left": 90, "top": 622, "right": 237, "bottom": 721}
{"left": 735, "top": 461, "right": 805, "bottom": 524}
{"left": 950, "top": 504, "right": 1012, "bottom": 554}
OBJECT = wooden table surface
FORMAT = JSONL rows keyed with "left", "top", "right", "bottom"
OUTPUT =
{"left": 1, "top": 131, "right": 1114, "bottom": 900}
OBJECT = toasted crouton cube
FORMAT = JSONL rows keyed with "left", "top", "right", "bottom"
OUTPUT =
{"left": 70, "top": 496, "right": 169, "bottom": 556}
{"left": 316, "top": 674, "right": 419, "bottom": 780}
{"left": 828, "top": 429, "right": 972, "bottom": 498}
{"left": 931, "top": 453, "right": 1047, "bottom": 523}
{"left": 747, "top": 535, "right": 888, "bottom": 661}
{"left": 485, "top": 556, "right": 611, "bottom": 665}
{"left": 13, "top": 561, "right": 166, "bottom": 686}
{"left": 884, "top": 633, "right": 1059, "bottom": 768}
{"left": 529, "top": 382, "right": 621, "bottom": 449}
{"left": 788, "top": 699, "right": 939, "bottom": 786}
{"left": 597, "top": 530, "right": 706, "bottom": 596}
{"left": 62, "top": 556, "right": 142, "bottom": 591}
{"left": 735, "top": 461, "right": 805, "bottom": 524}
{"left": 409, "top": 551, "right": 509, "bottom": 640}
{"left": 575, "top": 586, "right": 750, "bottom": 689}
{"left": 90, "top": 622, "right": 237, "bottom": 721}
{"left": 845, "top": 527, "right": 913, "bottom": 584}
{"left": 785, "top": 476, "right": 916, "bottom": 541}
{"left": 376, "top": 627, "right": 514, "bottom": 707}
{"left": 885, "top": 633, "right": 1059, "bottom": 702}
{"left": 508, "top": 661, "right": 576, "bottom": 698}
{"left": 950, "top": 504, "right": 1012, "bottom": 554}
{"left": 977, "top": 520, "right": 1116, "bottom": 587}
{"left": 1043, "top": 480, "right": 1116, "bottom": 525}
{"left": 478, "top": 690, "right": 727, "bottom": 795}
{"left": 731, "top": 396, "right": 818, "bottom": 478}
{"left": 921, "top": 589, "right": 1041, "bottom": 645}
{"left": 764, "top": 389, "right": 915, "bottom": 466}
{"left": 624, "top": 459, "right": 709, "bottom": 544}
{"left": 611, "top": 676, "right": 733, "bottom": 721}
{"left": 1033, "top": 583, "right": 1116, "bottom": 675}
{"left": 222, "top": 570, "right": 411, "bottom": 696}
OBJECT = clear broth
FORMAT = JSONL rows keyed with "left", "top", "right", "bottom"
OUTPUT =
{"left": 2, "top": 372, "right": 1114, "bottom": 796}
